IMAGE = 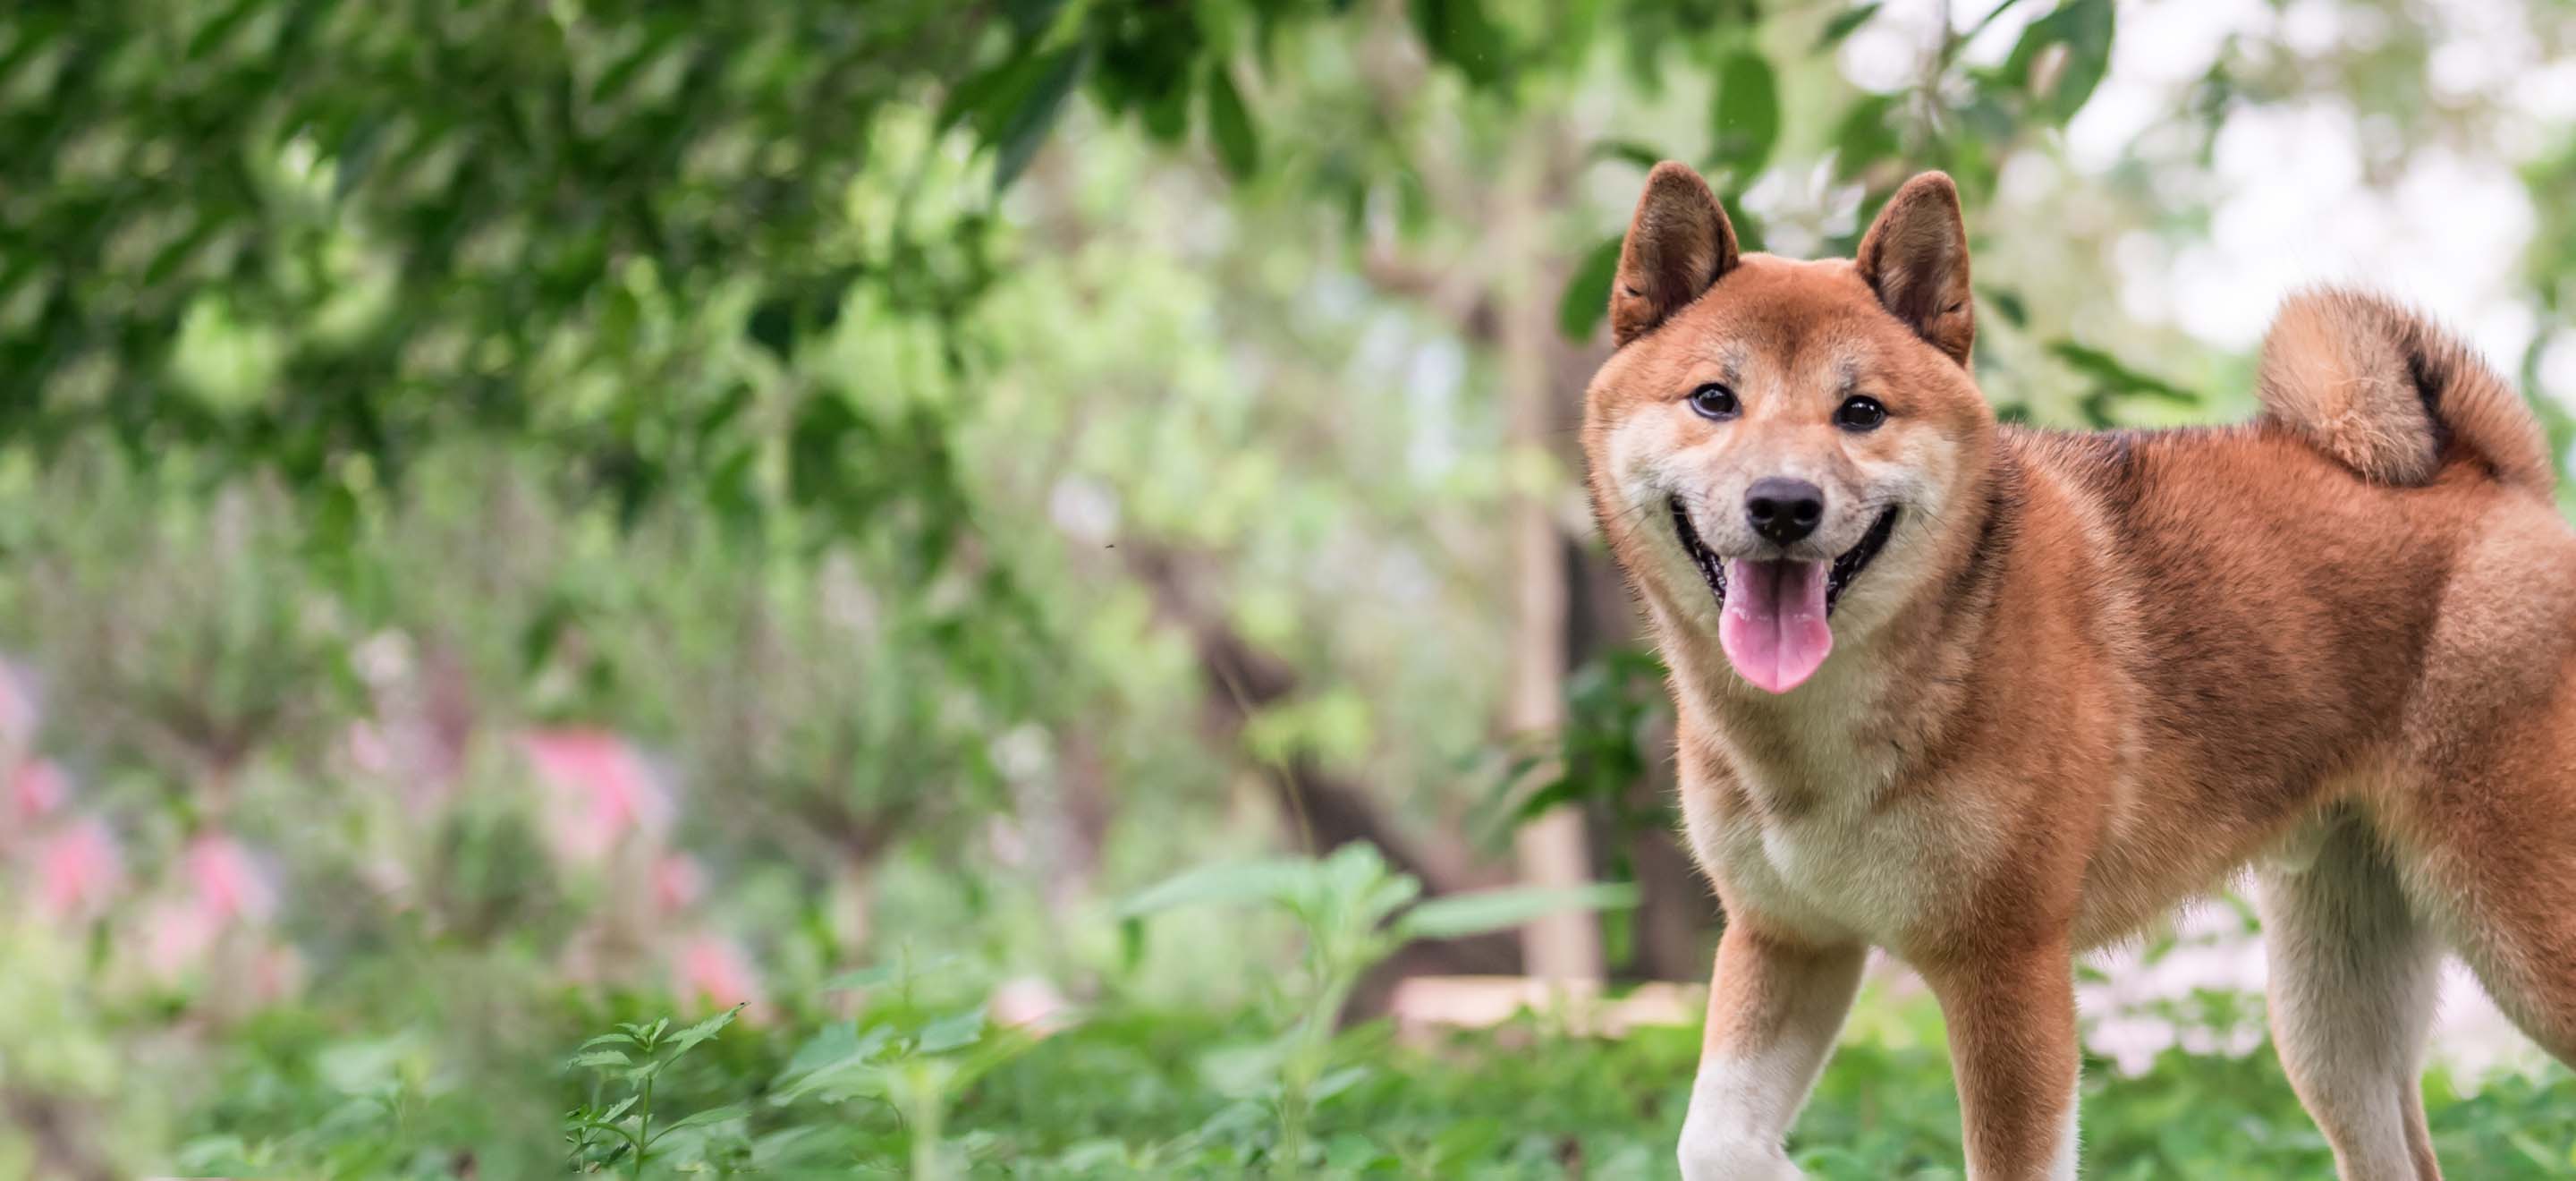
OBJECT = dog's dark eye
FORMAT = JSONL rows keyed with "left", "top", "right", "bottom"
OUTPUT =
{"left": 1834, "top": 395, "right": 1887, "bottom": 431}
{"left": 1687, "top": 383, "right": 1739, "bottom": 421}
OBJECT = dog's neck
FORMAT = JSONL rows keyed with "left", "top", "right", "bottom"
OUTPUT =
{"left": 1657, "top": 438, "right": 2023, "bottom": 804}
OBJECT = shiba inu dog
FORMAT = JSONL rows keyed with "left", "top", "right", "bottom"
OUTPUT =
{"left": 1582, "top": 161, "right": 2576, "bottom": 1180}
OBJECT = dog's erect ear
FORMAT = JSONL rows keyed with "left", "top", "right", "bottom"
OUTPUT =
{"left": 1611, "top": 162, "right": 1739, "bottom": 346}
{"left": 1857, "top": 172, "right": 1974, "bottom": 366}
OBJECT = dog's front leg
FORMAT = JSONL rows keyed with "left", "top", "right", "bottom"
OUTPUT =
{"left": 1678, "top": 922, "right": 1866, "bottom": 1181}
{"left": 1924, "top": 943, "right": 2081, "bottom": 1181}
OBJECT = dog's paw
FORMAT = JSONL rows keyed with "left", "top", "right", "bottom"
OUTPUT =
{"left": 1676, "top": 1129, "right": 1804, "bottom": 1181}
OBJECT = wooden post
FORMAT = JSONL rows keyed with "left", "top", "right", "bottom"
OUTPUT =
{"left": 1498, "top": 147, "right": 1604, "bottom": 986}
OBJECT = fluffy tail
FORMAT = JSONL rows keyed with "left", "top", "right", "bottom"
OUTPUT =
{"left": 2254, "top": 287, "right": 2554, "bottom": 495}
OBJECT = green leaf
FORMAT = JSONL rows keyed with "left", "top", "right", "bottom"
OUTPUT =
{"left": 1119, "top": 914, "right": 1146, "bottom": 971}
{"left": 1589, "top": 140, "right": 1666, "bottom": 171}
{"left": 1709, "top": 50, "right": 1779, "bottom": 179}
{"left": 820, "top": 953, "right": 962, "bottom": 993}
{"left": 783, "top": 1023, "right": 863, "bottom": 1080}
{"left": 2054, "top": 339, "right": 2197, "bottom": 428}
{"left": 663, "top": 1004, "right": 743, "bottom": 1058}
{"left": 569, "top": 1093, "right": 644, "bottom": 1129}
{"left": 1203, "top": 65, "right": 1259, "bottom": 180}
{"left": 746, "top": 296, "right": 797, "bottom": 361}
{"left": 820, "top": 964, "right": 899, "bottom": 992}
{"left": 938, "top": 54, "right": 1027, "bottom": 133}
{"left": 1817, "top": 3, "right": 1883, "bottom": 49}
{"left": 585, "top": 1095, "right": 640, "bottom": 1127}
{"left": 1326, "top": 1131, "right": 1385, "bottom": 1170}
{"left": 574, "top": 1032, "right": 639, "bottom": 1052}
{"left": 520, "top": 597, "right": 575, "bottom": 675}
{"left": 1507, "top": 776, "right": 1588, "bottom": 825}
{"left": 1832, "top": 94, "right": 1900, "bottom": 183}
{"left": 916, "top": 1006, "right": 987, "bottom": 1055}
{"left": 1394, "top": 882, "right": 1638, "bottom": 940}
{"left": 2046, "top": 341, "right": 2196, "bottom": 404}
{"left": 1720, "top": 192, "right": 1767, "bottom": 253}
{"left": 1311, "top": 1065, "right": 1372, "bottom": 1105}
{"left": 2001, "top": 0, "right": 2114, "bottom": 124}
{"left": 993, "top": 45, "right": 1090, "bottom": 192}
{"left": 654, "top": 1102, "right": 750, "bottom": 1139}
{"left": 1557, "top": 234, "right": 1624, "bottom": 341}
{"left": 1114, "top": 857, "right": 1313, "bottom": 918}
{"left": 565, "top": 1049, "right": 632, "bottom": 1071}
{"left": 1140, "top": 76, "right": 1191, "bottom": 142}
{"left": 774, "top": 1024, "right": 896, "bottom": 1102}
{"left": 1983, "top": 285, "right": 2029, "bottom": 328}
{"left": 1410, "top": 0, "right": 1511, "bottom": 89}
{"left": 1325, "top": 842, "right": 1420, "bottom": 928}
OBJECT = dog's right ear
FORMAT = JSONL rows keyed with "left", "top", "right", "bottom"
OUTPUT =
{"left": 1610, "top": 162, "right": 1739, "bottom": 346}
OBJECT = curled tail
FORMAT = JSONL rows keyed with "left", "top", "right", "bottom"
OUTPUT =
{"left": 2255, "top": 286, "right": 2554, "bottom": 495}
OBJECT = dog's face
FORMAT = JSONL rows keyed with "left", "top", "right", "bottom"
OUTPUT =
{"left": 1583, "top": 166, "right": 1996, "bottom": 694}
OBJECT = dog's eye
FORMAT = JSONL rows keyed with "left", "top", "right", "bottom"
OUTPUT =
{"left": 1687, "top": 383, "right": 1739, "bottom": 421}
{"left": 1834, "top": 395, "right": 1887, "bottom": 431}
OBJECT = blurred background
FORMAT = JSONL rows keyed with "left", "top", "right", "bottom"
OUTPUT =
{"left": 7, "top": 0, "right": 2576, "bottom": 1176}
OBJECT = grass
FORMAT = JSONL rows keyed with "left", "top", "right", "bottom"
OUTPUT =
{"left": 157, "top": 847, "right": 2576, "bottom": 1177}
{"left": 165, "top": 964, "right": 2576, "bottom": 1177}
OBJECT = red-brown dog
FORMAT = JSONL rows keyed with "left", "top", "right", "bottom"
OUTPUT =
{"left": 1582, "top": 161, "right": 2576, "bottom": 1180}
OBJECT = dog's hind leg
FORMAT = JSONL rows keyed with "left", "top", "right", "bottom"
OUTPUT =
{"left": 2382, "top": 724, "right": 2576, "bottom": 1071}
{"left": 2258, "top": 810, "right": 2444, "bottom": 1181}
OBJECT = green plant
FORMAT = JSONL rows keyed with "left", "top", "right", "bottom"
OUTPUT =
{"left": 563, "top": 1006, "right": 749, "bottom": 1177}
{"left": 1118, "top": 844, "right": 1636, "bottom": 1171}
{"left": 767, "top": 959, "right": 1038, "bottom": 1180}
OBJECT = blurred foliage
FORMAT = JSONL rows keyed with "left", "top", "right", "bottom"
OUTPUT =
{"left": 1114, "top": 845, "right": 1634, "bottom": 1170}
{"left": 6, "top": 0, "right": 2162, "bottom": 522}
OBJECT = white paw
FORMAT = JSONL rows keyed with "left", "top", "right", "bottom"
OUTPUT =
{"left": 1676, "top": 1127, "right": 1805, "bottom": 1181}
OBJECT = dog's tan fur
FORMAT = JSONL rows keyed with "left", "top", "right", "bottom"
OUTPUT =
{"left": 1582, "top": 163, "right": 2576, "bottom": 1180}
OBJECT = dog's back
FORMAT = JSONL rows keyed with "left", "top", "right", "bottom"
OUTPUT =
{"left": 2003, "top": 399, "right": 2576, "bottom": 937}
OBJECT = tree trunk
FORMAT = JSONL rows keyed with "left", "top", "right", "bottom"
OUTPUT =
{"left": 1496, "top": 147, "right": 1605, "bottom": 986}
{"left": 1124, "top": 546, "right": 1522, "bottom": 1007}
{"left": 1564, "top": 531, "right": 1722, "bottom": 981}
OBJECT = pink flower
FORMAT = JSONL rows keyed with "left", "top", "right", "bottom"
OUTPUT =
{"left": 140, "top": 899, "right": 306, "bottom": 1003}
{"left": 344, "top": 701, "right": 469, "bottom": 816}
{"left": 142, "top": 898, "right": 217, "bottom": 977}
{"left": 523, "top": 728, "right": 673, "bottom": 862}
{"left": 672, "top": 933, "right": 767, "bottom": 1020}
{"left": 30, "top": 816, "right": 122, "bottom": 921}
{"left": 140, "top": 835, "right": 281, "bottom": 980}
{"left": 10, "top": 759, "right": 67, "bottom": 826}
{"left": 343, "top": 720, "right": 395, "bottom": 777}
{"left": 989, "top": 976, "right": 1073, "bottom": 1038}
{"left": 243, "top": 940, "right": 306, "bottom": 1005}
{"left": 651, "top": 854, "right": 704, "bottom": 915}
{"left": 183, "top": 833, "right": 277, "bottom": 925}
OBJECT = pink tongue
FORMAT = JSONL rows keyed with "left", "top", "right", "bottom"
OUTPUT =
{"left": 1719, "top": 559, "right": 1835, "bottom": 693}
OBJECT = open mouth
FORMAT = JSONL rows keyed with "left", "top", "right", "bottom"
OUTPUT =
{"left": 1669, "top": 498, "right": 1900, "bottom": 693}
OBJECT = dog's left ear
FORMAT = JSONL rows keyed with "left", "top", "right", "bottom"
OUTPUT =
{"left": 1857, "top": 173, "right": 1974, "bottom": 366}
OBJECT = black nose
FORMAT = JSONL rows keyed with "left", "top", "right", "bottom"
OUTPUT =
{"left": 1745, "top": 477, "right": 1824, "bottom": 546}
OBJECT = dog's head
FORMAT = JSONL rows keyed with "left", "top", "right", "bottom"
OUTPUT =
{"left": 1582, "top": 164, "right": 1996, "bottom": 695}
